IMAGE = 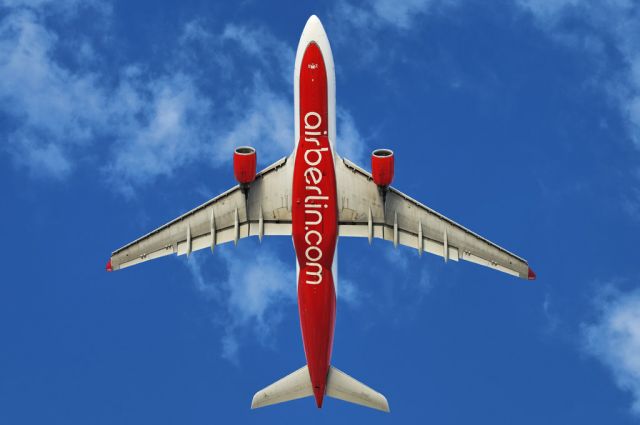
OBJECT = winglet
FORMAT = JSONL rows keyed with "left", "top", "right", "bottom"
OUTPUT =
{"left": 106, "top": 259, "right": 113, "bottom": 272}
{"left": 527, "top": 267, "right": 536, "bottom": 280}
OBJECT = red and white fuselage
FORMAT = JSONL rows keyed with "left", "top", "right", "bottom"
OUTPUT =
{"left": 107, "top": 13, "right": 533, "bottom": 414}
{"left": 291, "top": 16, "right": 338, "bottom": 408}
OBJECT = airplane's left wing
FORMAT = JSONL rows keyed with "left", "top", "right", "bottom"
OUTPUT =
{"left": 107, "top": 156, "right": 293, "bottom": 271}
{"left": 335, "top": 157, "right": 534, "bottom": 280}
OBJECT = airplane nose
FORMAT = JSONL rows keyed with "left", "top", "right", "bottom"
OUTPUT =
{"left": 306, "top": 14, "right": 321, "bottom": 27}
{"left": 303, "top": 14, "right": 327, "bottom": 38}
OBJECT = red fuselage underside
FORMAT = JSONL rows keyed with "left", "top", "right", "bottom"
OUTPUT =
{"left": 291, "top": 42, "right": 337, "bottom": 408}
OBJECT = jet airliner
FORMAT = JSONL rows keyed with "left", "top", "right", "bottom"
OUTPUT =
{"left": 106, "top": 15, "right": 535, "bottom": 412}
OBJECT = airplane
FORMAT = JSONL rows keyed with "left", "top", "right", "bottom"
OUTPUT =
{"left": 106, "top": 15, "right": 535, "bottom": 413}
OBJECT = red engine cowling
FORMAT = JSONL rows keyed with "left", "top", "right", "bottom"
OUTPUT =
{"left": 233, "top": 146, "right": 257, "bottom": 185}
{"left": 371, "top": 149, "right": 394, "bottom": 187}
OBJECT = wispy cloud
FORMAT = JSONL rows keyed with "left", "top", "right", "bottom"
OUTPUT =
{"left": 0, "top": 4, "right": 212, "bottom": 187}
{"left": 331, "top": 0, "right": 640, "bottom": 157}
{"left": 334, "top": 0, "right": 457, "bottom": 31}
{"left": 185, "top": 243, "right": 370, "bottom": 362}
{"left": 0, "top": 1, "right": 374, "bottom": 361}
{"left": 213, "top": 75, "right": 294, "bottom": 165}
{"left": 184, "top": 246, "right": 296, "bottom": 363}
{"left": 0, "top": 2, "right": 374, "bottom": 192}
{"left": 103, "top": 72, "right": 214, "bottom": 196}
{"left": 622, "top": 187, "right": 640, "bottom": 220}
{"left": 337, "top": 108, "right": 367, "bottom": 164}
{"left": 369, "top": 246, "right": 436, "bottom": 321}
{"left": 2, "top": 0, "right": 111, "bottom": 17}
{"left": 582, "top": 283, "right": 640, "bottom": 415}
{"left": 0, "top": 4, "right": 298, "bottom": 194}
{"left": 337, "top": 278, "right": 364, "bottom": 307}
{"left": 221, "top": 23, "right": 294, "bottom": 85}
{"left": 0, "top": 8, "right": 107, "bottom": 179}
{"left": 513, "top": 0, "right": 640, "bottom": 218}
{"left": 515, "top": 1, "right": 640, "bottom": 147}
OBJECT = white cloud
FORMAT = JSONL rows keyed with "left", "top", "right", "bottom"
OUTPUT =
{"left": 20, "top": 141, "right": 72, "bottom": 179}
{"left": 176, "top": 20, "right": 297, "bottom": 169}
{"left": 515, "top": 0, "right": 580, "bottom": 21}
{"left": 221, "top": 24, "right": 294, "bottom": 85}
{"left": 332, "top": 0, "right": 640, "bottom": 155}
{"left": 384, "top": 247, "right": 434, "bottom": 304}
{"left": 103, "top": 72, "right": 214, "bottom": 196}
{"left": 513, "top": 1, "right": 640, "bottom": 219}
{"left": 2, "top": 0, "right": 109, "bottom": 15}
{"left": 185, "top": 246, "right": 296, "bottom": 363}
{"left": 622, "top": 188, "right": 640, "bottom": 219}
{"left": 384, "top": 247, "right": 410, "bottom": 270}
{"left": 0, "top": 1, "right": 371, "bottom": 360}
{"left": 213, "top": 75, "right": 294, "bottom": 166}
{"left": 0, "top": 9, "right": 108, "bottom": 177}
{"left": 515, "top": 0, "right": 640, "bottom": 147}
{"left": 337, "top": 108, "right": 368, "bottom": 165}
{"left": 337, "top": 278, "right": 363, "bottom": 307}
{"left": 0, "top": 5, "right": 302, "bottom": 193}
{"left": 371, "top": 0, "right": 438, "bottom": 29}
{"left": 329, "top": 0, "right": 461, "bottom": 69}
{"left": 0, "top": 6, "right": 212, "bottom": 186}
{"left": 583, "top": 286, "right": 640, "bottom": 415}
{"left": 335, "top": 0, "right": 457, "bottom": 31}
{"left": 185, "top": 244, "right": 369, "bottom": 361}
{"left": 0, "top": 3, "right": 372, "bottom": 194}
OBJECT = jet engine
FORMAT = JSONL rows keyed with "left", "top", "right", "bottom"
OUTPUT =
{"left": 371, "top": 149, "right": 394, "bottom": 188}
{"left": 233, "top": 146, "right": 257, "bottom": 185}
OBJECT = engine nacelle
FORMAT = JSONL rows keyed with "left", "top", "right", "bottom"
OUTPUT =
{"left": 233, "top": 146, "right": 257, "bottom": 185}
{"left": 371, "top": 149, "right": 394, "bottom": 187}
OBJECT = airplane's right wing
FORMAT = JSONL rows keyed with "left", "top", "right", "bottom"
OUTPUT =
{"left": 336, "top": 157, "right": 534, "bottom": 280}
{"left": 108, "top": 156, "right": 293, "bottom": 271}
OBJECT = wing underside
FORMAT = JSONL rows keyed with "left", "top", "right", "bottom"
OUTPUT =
{"left": 108, "top": 157, "right": 293, "bottom": 271}
{"left": 108, "top": 153, "right": 533, "bottom": 279}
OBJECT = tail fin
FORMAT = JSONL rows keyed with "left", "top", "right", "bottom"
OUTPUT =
{"left": 251, "top": 365, "right": 389, "bottom": 412}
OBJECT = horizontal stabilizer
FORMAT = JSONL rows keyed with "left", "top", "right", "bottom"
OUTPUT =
{"left": 326, "top": 366, "right": 390, "bottom": 412}
{"left": 251, "top": 365, "right": 313, "bottom": 409}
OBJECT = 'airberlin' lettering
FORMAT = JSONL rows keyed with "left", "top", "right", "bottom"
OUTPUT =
{"left": 303, "top": 111, "right": 327, "bottom": 285}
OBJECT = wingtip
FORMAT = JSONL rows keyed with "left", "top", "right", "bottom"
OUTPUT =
{"left": 106, "top": 259, "right": 113, "bottom": 272}
{"left": 250, "top": 391, "right": 264, "bottom": 410}
{"left": 378, "top": 394, "right": 391, "bottom": 413}
{"left": 527, "top": 267, "right": 536, "bottom": 281}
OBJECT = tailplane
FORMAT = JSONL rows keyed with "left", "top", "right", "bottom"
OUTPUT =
{"left": 326, "top": 366, "right": 390, "bottom": 412}
{"left": 251, "top": 365, "right": 313, "bottom": 409}
{"left": 251, "top": 365, "right": 389, "bottom": 412}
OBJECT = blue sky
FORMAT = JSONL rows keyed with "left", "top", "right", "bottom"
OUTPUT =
{"left": 1, "top": 0, "right": 640, "bottom": 423}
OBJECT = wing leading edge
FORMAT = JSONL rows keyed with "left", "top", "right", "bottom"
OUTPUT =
{"left": 107, "top": 156, "right": 293, "bottom": 271}
{"left": 336, "top": 157, "right": 535, "bottom": 280}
